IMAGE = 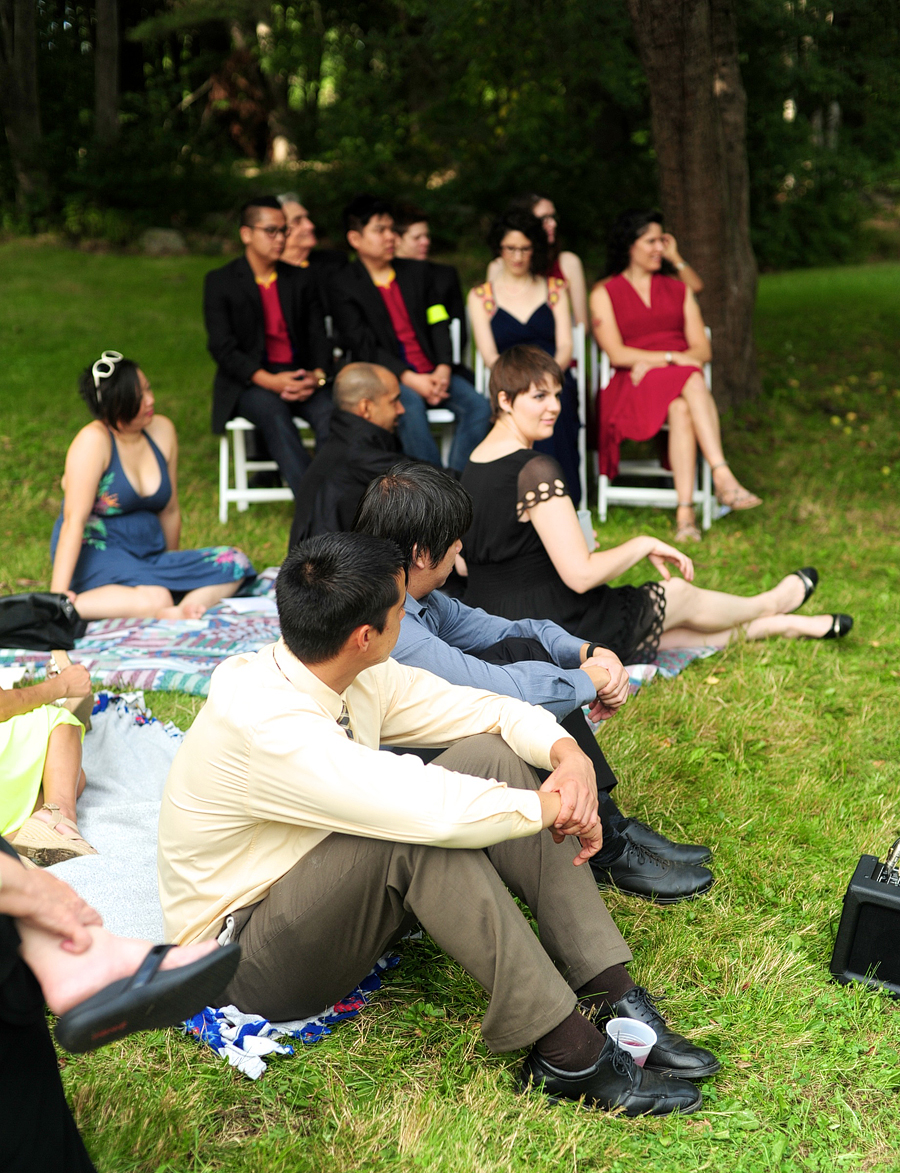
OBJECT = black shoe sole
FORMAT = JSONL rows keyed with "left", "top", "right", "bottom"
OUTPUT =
{"left": 645, "top": 1058, "right": 722, "bottom": 1080}
{"left": 597, "top": 876, "right": 715, "bottom": 905}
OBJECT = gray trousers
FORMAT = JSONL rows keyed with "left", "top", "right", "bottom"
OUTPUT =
{"left": 220, "top": 734, "right": 632, "bottom": 1053}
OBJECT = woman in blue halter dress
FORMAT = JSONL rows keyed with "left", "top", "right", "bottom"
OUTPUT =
{"left": 51, "top": 354, "right": 253, "bottom": 619}
{"left": 468, "top": 209, "right": 582, "bottom": 504}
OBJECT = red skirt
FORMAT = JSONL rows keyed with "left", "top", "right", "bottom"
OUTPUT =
{"left": 598, "top": 365, "right": 695, "bottom": 479}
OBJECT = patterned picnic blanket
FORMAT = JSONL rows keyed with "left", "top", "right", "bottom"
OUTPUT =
{"left": 0, "top": 567, "right": 716, "bottom": 698}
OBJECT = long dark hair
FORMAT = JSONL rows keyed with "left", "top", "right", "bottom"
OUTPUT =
{"left": 487, "top": 209, "right": 549, "bottom": 278}
{"left": 507, "top": 192, "right": 559, "bottom": 272}
{"left": 605, "top": 209, "right": 677, "bottom": 277}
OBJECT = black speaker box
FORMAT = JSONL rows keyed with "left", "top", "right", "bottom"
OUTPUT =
{"left": 830, "top": 854, "right": 900, "bottom": 997}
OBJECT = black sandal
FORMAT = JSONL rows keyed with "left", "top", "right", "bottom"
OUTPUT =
{"left": 791, "top": 567, "right": 818, "bottom": 608}
{"left": 54, "top": 942, "right": 240, "bottom": 1053}
{"left": 820, "top": 613, "right": 853, "bottom": 640}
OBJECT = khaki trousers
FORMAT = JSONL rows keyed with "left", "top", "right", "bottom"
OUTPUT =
{"left": 220, "top": 734, "right": 631, "bottom": 1053}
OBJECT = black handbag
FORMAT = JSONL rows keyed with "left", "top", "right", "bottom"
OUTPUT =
{"left": 0, "top": 592, "right": 87, "bottom": 651}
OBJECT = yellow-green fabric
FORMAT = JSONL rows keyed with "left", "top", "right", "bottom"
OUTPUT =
{"left": 0, "top": 706, "right": 84, "bottom": 836}
{"left": 426, "top": 302, "right": 450, "bottom": 325}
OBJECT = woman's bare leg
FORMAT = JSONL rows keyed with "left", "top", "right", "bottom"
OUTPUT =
{"left": 162, "top": 580, "right": 242, "bottom": 621}
{"left": 679, "top": 372, "right": 760, "bottom": 505}
{"left": 661, "top": 572, "right": 814, "bottom": 633}
{"left": 73, "top": 584, "right": 174, "bottom": 620}
{"left": 18, "top": 921, "right": 220, "bottom": 1016}
{"left": 667, "top": 397, "right": 699, "bottom": 533}
{"left": 30, "top": 724, "right": 85, "bottom": 841}
{"left": 659, "top": 612, "right": 839, "bottom": 649}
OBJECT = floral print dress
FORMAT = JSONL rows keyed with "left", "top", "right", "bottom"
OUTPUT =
{"left": 51, "top": 430, "right": 254, "bottom": 594}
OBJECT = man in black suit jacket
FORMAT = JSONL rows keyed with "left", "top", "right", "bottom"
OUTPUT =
{"left": 288, "top": 362, "right": 405, "bottom": 551}
{"left": 391, "top": 203, "right": 469, "bottom": 363}
{"left": 203, "top": 196, "right": 333, "bottom": 498}
{"left": 328, "top": 195, "right": 489, "bottom": 471}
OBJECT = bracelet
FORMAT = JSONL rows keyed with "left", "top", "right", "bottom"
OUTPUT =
{"left": 587, "top": 643, "right": 604, "bottom": 659}
{"left": 675, "top": 261, "right": 686, "bottom": 271}
{"left": 665, "top": 352, "right": 673, "bottom": 364}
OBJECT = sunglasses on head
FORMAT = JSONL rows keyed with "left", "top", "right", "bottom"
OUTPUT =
{"left": 92, "top": 350, "right": 124, "bottom": 389}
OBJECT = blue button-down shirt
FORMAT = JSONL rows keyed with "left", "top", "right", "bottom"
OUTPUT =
{"left": 394, "top": 590, "right": 596, "bottom": 720}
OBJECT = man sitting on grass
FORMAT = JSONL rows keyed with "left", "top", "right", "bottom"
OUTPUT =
{"left": 158, "top": 532, "right": 719, "bottom": 1116}
{"left": 353, "top": 460, "right": 714, "bottom": 905}
{"left": 288, "top": 362, "right": 406, "bottom": 549}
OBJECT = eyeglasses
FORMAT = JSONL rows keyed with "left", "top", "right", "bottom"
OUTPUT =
{"left": 501, "top": 245, "right": 534, "bottom": 256}
{"left": 254, "top": 225, "right": 289, "bottom": 239}
{"left": 92, "top": 350, "right": 124, "bottom": 389}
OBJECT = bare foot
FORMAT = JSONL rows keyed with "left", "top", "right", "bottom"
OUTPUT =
{"left": 770, "top": 572, "right": 809, "bottom": 616}
{"left": 712, "top": 465, "right": 762, "bottom": 510}
{"left": 745, "top": 613, "right": 836, "bottom": 640}
{"left": 155, "top": 601, "right": 208, "bottom": 620}
{"left": 37, "top": 930, "right": 221, "bottom": 1016}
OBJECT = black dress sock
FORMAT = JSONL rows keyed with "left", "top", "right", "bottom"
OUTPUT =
{"left": 534, "top": 1008, "right": 604, "bottom": 1071}
{"left": 576, "top": 964, "right": 636, "bottom": 1019}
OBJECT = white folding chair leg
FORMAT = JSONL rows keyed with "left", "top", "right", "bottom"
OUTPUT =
{"left": 598, "top": 474, "right": 609, "bottom": 522}
{"left": 219, "top": 436, "right": 230, "bottom": 523}
{"left": 701, "top": 454, "right": 712, "bottom": 530}
{"left": 233, "top": 427, "right": 250, "bottom": 513}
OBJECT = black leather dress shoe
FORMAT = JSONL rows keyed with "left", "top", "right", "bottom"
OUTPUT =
{"left": 623, "top": 818, "right": 712, "bottom": 866}
{"left": 520, "top": 1036, "right": 702, "bottom": 1116}
{"left": 590, "top": 840, "right": 714, "bottom": 904}
{"left": 610, "top": 986, "right": 721, "bottom": 1080}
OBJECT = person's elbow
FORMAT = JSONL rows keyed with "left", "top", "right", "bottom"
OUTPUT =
{"left": 555, "top": 562, "right": 595, "bottom": 594}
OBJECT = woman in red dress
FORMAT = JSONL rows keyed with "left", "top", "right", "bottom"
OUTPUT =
{"left": 590, "top": 210, "right": 760, "bottom": 542}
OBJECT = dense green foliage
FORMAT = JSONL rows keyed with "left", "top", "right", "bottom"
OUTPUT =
{"left": 2, "top": 1, "right": 900, "bottom": 268}
{"left": 1, "top": 242, "right": 899, "bottom": 1169}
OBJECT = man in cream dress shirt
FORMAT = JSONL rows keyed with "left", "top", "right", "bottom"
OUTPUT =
{"left": 158, "top": 532, "right": 716, "bottom": 1116}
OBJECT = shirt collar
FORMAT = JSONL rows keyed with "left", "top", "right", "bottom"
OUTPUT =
{"left": 255, "top": 271, "right": 278, "bottom": 290}
{"left": 405, "top": 591, "right": 428, "bottom": 619}
{"left": 270, "top": 638, "right": 344, "bottom": 721}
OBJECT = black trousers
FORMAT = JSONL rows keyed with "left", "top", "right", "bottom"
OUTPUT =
{"left": 474, "top": 638, "right": 629, "bottom": 866}
{"left": 0, "top": 837, "right": 96, "bottom": 1172}
{"left": 235, "top": 369, "right": 333, "bottom": 499}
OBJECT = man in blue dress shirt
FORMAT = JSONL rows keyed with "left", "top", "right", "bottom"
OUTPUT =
{"left": 355, "top": 460, "right": 714, "bottom": 904}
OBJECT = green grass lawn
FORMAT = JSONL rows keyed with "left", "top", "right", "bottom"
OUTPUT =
{"left": 1, "top": 242, "right": 899, "bottom": 1172}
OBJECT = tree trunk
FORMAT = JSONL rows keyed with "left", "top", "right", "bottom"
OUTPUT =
{"left": 94, "top": 0, "right": 120, "bottom": 144}
{"left": 626, "top": 0, "right": 760, "bottom": 408}
{"left": 0, "top": 0, "right": 48, "bottom": 210}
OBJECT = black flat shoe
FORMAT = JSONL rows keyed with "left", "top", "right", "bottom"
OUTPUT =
{"left": 821, "top": 613, "right": 853, "bottom": 640}
{"left": 609, "top": 986, "right": 721, "bottom": 1080}
{"left": 520, "top": 1036, "right": 703, "bottom": 1116}
{"left": 55, "top": 943, "right": 241, "bottom": 1054}
{"left": 623, "top": 818, "right": 712, "bottom": 866}
{"left": 590, "top": 840, "right": 714, "bottom": 905}
{"left": 791, "top": 567, "right": 818, "bottom": 607}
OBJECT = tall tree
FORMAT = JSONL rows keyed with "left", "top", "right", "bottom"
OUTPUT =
{"left": 0, "top": 0, "right": 48, "bottom": 210}
{"left": 626, "top": 0, "right": 760, "bottom": 408}
{"left": 94, "top": 0, "right": 120, "bottom": 143}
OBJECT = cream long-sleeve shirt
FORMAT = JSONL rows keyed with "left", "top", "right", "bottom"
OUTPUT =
{"left": 158, "top": 639, "right": 573, "bottom": 943}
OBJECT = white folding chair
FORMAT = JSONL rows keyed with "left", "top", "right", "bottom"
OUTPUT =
{"left": 593, "top": 328, "right": 715, "bottom": 529}
{"left": 219, "top": 417, "right": 315, "bottom": 523}
{"left": 423, "top": 317, "right": 465, "bottom": 464}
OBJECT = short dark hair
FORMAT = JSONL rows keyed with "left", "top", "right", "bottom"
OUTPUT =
{"left": 487, "top": 209, "right": 548, "bottom": 276}
{"left": 392, "top": 202, "right": 428, "bottom": 235}
{"left": 354, "top": 460, "right": 473, "bottom": 567}
{"left": 240, "top": 196, "right": 284, "bottom": 228}
{"left": 343, "top": 194, "right": 394, "bottom": 236}
{"left": 276, "top": 532, "right": 405, "bottom": 662}
{"left": 488, "top": 346, "right": 562, "bottom": 419}
{"left": 605, "top": 209, "right": 673, "bottom": 276}
{"left": 78, "top": 357, "right": 144, "bottom": 427}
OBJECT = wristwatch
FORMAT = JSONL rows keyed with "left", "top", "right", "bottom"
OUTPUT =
{"left": 675, "top": 261, "right": 686, "bottom": 271}
{"left": 665, "top": 352, "right": 673, "bottom": 364}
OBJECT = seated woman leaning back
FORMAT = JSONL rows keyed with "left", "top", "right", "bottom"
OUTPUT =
{"left": 50, "top": 351, "right": 254, "bottom": 620}
{"left": 590, "top": 209, "right": 760, "bottom": 543}
{"left": 460, "top": 345, "right": 853, "bottom": 660}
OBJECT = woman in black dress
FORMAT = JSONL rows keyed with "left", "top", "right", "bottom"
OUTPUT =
{"left": 460, "top": 346, "right": 852, "bottom": 662}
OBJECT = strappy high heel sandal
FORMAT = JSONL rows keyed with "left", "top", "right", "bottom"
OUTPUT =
{"left": 710, "top": 462, "right": 762, "bottom": 511}
{"left": 673, "top": 503, "right": 702, "bottom": 543}
{"left": 9, "top": 803, "right": 98, "bottom": 867}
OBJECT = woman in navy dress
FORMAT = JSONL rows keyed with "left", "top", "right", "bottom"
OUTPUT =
{"left": 468, "top": 209, "right": 582, "bottom": 505}
{"left": 51, "top": 353, "right": 253, "bottom": 619}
